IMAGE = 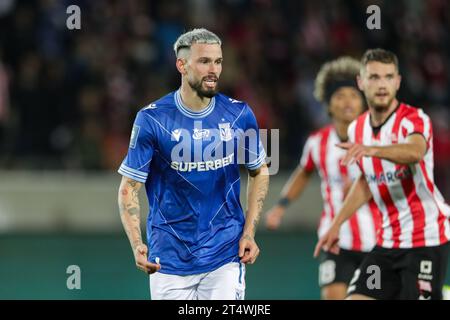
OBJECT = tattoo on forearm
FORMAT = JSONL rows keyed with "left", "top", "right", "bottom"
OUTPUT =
{"left": 128, "top": 207, "right": 139, "bottom": 217}
{"left": 127, "top": 179, "right": 137, "bottom": 188}
{"left": 131, "top": 189, "right": 139, "bottom": 205}
{"left": 247, "top": 173, "right": 269, "bottom": 235}
{"left": 119, "top": 179, "right": 143, "bottom": 251}
{"left": 256, "top": 176, "right": 269, "bottom": 212}
{"left": 252, "top": 217, "right": 259, "bottom": 233}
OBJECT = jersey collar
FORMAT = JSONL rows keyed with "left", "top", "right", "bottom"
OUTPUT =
{"left": 174, "top": 89, "right": 216, "bottom": 119}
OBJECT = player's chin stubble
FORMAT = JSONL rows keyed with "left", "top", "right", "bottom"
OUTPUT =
{"left": 368, "top": 95, "right": 394, "bottom": 112}
{"left": 188, "top": 78, "right": 219, "bottom": 99}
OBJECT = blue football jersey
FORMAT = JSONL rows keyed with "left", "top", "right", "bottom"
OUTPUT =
{"left": 118, "top": 89, "right": 266, "bottom": 275}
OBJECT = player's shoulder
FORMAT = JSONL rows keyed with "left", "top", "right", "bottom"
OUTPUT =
{"left": 215, "top": 92, "right": 247, "bottom": 106}
{"left": 138, "top": 91, "right": 177, "bottom": 116}
{"left": 309, "top": 124, "right": 334, "bottom": 139}
{"left": 301, "top": 126, "right": 327, "bottom": 148}
{"left": 214, "top": 93, "right": 250, "bottom": 115}
{"left": 355, "top": 110, "right": 370, "bottom": 122}
{"left": 399, "top": 102, "right": 429, "bottom": 120}
{"left": 346, "top": 111, "right": 370, "bottom": 138}
{"left": 351, "top": 110, "right": 370, "bottom": 128}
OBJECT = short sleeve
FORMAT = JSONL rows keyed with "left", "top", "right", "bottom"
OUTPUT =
{"left": 299, "top": 135, "right": 316, "bottom": 173}
{"left": 118, "top": 110, "right": 155, "bottom": 183}
{"left": 239, "top": 104, "right": 266, "bottom": 170}
{"left": 400, "top": 108, "right": 432, "bottom": 144}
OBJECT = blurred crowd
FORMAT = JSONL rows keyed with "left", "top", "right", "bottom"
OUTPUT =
{"left": 0, "top": 0, "right": 449, "bottom": 196}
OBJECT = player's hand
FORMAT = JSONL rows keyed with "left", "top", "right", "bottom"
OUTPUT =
{"left": 336, "top": 142, "right": 374, "bottom": 165}
{"left": 134, "top": 244, "right": 161, "bottom": 274}
{"left": 313, "top": 224, "right": 340, "bottom": 258}
{"left": 265, "top": 206, "right": 285, "bottom": 230}
{"left": 239, "top": 234, "right": 260, "bottom": 264}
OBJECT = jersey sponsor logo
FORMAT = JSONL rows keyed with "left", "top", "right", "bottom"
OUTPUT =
{"left": 365, "top": 166, "right": 412, "bottom": 185}
{"left": 170, "top": 154, "right": 234, "bottom": 172}
{"left": 129, "top": 125, "right": 140, "bottom": 149}
{"left": 172, "top": 129, "right": 182, "bottom": 142}
{"left": 192, "top": 128, "right": 210, "bottom": 140}
{"left": 219, "top": 122, "right": 233, "bottom": 141}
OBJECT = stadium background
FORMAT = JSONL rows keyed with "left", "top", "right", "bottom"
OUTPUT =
{"left": 0, "top": 0, "right": 449, "bottom": 299}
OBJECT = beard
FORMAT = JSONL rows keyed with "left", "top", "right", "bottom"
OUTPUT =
{"left": 188, "top": 77, "right": 219, "bottom": 99}
{"left": 367, "top": 93, "right": 395, "bottom": 112}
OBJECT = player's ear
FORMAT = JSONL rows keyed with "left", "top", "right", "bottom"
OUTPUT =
{"left": 176, "top": 58, "right": 187, "bottom": 75}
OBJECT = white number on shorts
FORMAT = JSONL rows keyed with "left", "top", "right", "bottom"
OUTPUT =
{"left": 319, "top": 260, "right": 336, "bottom": 286}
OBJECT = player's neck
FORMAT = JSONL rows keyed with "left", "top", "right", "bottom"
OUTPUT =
{"left": 179, "top": 84, "right": 212, "bottom": 112}
{"left": 369, "top": 98, "right": 399, "bottom": 127}
{"left": 333, "top": 120, "right": 349, "bottom": 142}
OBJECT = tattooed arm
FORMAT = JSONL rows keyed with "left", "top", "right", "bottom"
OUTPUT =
{"left": 118, "top": 176, "right": 160, "bottom": 274}
{"left": 239, "top": 163, "right": 270, "bottom": 264}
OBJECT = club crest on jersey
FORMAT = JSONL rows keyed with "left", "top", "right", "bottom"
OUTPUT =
{"left": 192, "top": 128, "right": 210, "bottom": 140}
{"left": 219, "top": 123, "right": 232, "bottom": 141}
{"left": 129, "top": 125, "right": 140, "bottom": 149}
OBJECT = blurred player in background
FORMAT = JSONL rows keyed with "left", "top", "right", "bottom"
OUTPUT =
{"left": 315, "top": 49, "right": 450, "bottom": 300}
{"left": 265, "top": 56, "right": 381, "bottom": 299}
{"left": 117, "top": 28, "right": 269, "bottom": 300}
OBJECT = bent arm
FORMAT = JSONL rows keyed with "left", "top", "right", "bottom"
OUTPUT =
{"left": 370, "top": 134, "right": 427, "bottom": 164}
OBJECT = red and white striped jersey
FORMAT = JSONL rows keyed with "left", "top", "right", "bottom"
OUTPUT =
{"left": 348, "top": 102, "right": 450, "bottom": 249}
{"left": 300, "top": 125, "right": 381, "bottom": 252}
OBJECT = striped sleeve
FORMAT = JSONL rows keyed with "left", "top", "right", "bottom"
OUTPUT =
{"left": 299, "top": 135, "right": 316, "bottom": 173}
{"left": 400, "top": 107, "right": 432, "bottom": 144}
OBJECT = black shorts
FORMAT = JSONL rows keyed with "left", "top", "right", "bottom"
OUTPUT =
{"left": 347, "top": 242, "right": 450, "bottom": 300}
{"left": 318, "top": 248, "right": 368, "bottom": 288}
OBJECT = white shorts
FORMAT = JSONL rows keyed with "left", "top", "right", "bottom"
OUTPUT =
{"left": 149, "top": 262, "right": 246, "bottom": 300}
